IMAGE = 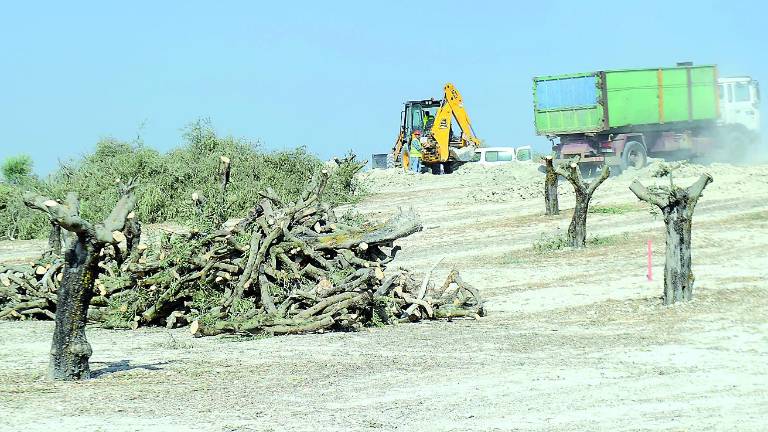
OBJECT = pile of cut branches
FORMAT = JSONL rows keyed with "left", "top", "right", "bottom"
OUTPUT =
{"left": 1, "top": 170, "right": 485, "bottom": 336}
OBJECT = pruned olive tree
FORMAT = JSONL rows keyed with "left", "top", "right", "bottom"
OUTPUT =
{"left": 555, "top": 160, "right": 610, "bottom": 248}
{"left": 23, "top": 182, "right": 137, "bottom": 380}
{"left": 543, "top": 156, "right": 559, "bottom": 216}
{"left": 629, "top": 173, "right": 713, "bottom": 305}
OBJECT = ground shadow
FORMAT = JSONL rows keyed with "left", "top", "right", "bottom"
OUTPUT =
{"left": 91, "top": 359, "right": 172, "bottom": 378}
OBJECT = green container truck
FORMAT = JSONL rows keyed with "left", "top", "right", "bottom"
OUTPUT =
{"left": 533, "top": 63, "right": 760, "bottom": 169}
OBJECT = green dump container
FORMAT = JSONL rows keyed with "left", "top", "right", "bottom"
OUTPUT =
{"left": 533, "top": 65, "right": 719, "bottom": 135}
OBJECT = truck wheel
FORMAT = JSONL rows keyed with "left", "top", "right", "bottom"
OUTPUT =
{"left": 443, "top": 162, "right": 454, "bottom": 174}
{"left": 622, "top": 141, "right": 647, "bottom": 170}
{"left": 430, "top": 164, "right": 442, "bottom": 175}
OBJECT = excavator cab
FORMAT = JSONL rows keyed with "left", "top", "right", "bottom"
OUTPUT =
{"left": 404, "top": 99, "right": 441, "bottom": 134}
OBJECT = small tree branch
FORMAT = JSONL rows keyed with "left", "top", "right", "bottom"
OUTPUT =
{"left": 94, "top": 182, "right": 138, "bottom": 244}
{"left": 629, "top": 179, "right": 670, "bottom": 209}
{"left": 586, "top": 165, "right": 611, "bottom": 194}
{"left": 686, "top": 173, "right": 713, "bottom": 202}
{"left": 554, "top": 159, "right": 586, "bottom": 194}
{"left": 23, "top": 192, "right": 94, "bottom": 236}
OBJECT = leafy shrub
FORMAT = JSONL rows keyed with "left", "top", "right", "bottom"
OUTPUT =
{"left": 587, "top": 232, "right": 631, "bottom": 247}
{"left": 532, "top": 232, "right": 570, "bottom": 253}
{"left": 532, "top": 231, "right": 632, "bottom": 253}
{"left": 1, "top": 154, "right": 34, "bottom": 184}
{"left": 0, "top": 174, "right": 50, "bottom": 240}
{"left": 588, "top": 204, "right": 637, "bottom": 215}
{"left": 0, "top": 120, "right": 365, "bottom": 240}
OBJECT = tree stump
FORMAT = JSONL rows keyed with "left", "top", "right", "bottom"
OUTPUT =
{"left": 24, "top": 184, "right": 138, "bottom": 380}
{"left": 555, "top": 161, "right": 610, "bottom": 248}
{"left": 543, "top": 156, "right": 559, "bottom": 215}
{"left": 629, "top": 173, "right": 713, "bottom": 304}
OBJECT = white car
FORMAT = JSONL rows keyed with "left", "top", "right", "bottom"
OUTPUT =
{"left": 470, "top": 146, "right": 533, "bottom": 165}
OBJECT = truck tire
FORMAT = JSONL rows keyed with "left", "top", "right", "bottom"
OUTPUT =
{"left": 621, "top": 141, "right": 647, "bottom": 170}
{"left": 430, "top": 164, "right": 442, "bottom": 175}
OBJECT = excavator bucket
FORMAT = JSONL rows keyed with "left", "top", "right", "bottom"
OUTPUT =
{"left": 450, "top": 145, "right": 477, "bottom": 162}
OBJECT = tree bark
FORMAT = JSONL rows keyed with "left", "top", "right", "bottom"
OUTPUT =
{"left": 24, "top": 182, "right": 137, "bottom": 380}
{"left": 49, "top": 237, "right": 99, "bottom": 380}
{"left": 48, "top": 221, "right": 62, "bottom": 256}
{"left": 312, "top": 209, "right": 422, "bottom": 250}
{"left": 122, "top": 212, "right": 141, "bottom": 261}
{"left": 629, "top": 173, "right": 713, "bottom": 305}
{"left": 544, "top": 156, "right": 559, "bottom": 216}
{"left": 555, "top": 161, "right": 610, "bottom": 248}
{"left": 569, "top": 191, "right": 589, "bottom": 247}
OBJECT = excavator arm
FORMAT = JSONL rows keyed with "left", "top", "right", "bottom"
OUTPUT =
{"left": 426, "top": 83, "right": 481, "bottom": 163}
{"left": 391, "top": 129, "right": 410, "bottom": 170}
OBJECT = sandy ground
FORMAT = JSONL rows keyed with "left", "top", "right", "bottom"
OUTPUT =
{"left": 1, "top": 161, "right": 767, "bottom": 431}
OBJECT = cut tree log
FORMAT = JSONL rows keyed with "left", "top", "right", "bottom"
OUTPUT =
{"left": 312, "top": 209, "right": 422, "bottom": 250}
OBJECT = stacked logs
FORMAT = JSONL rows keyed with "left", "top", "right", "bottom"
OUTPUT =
{"left": 0, "top": 170, "right": 485, "bottom": 336}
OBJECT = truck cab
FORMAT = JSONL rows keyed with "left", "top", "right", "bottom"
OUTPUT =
{"left": 718, "top": 77, "right": 760, "bottom": 132}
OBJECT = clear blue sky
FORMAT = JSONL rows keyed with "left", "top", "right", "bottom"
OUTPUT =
{"left": 1, "top": 0, "right": 765, "bottom": 174}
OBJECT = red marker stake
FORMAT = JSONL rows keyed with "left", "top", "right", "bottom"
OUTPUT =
{"left": 647, "top": 239, "right": 653, "bottom": 281}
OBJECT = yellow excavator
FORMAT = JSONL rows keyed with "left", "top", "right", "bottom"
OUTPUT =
{"left": 391, "top": 83, "right": 481, "bottom": 174}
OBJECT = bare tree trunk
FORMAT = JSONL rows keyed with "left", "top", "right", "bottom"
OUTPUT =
{"left": 630, "top": 174, "right": 712, "bottom": 304}
{"left": 49, "top": 236, "right": 99, "bottom": 380}
{"left": 544, "top": 156, "right": 559, "bottom": 216}
{"left": 48, "top": 222, "right": 62, "bottom": 256}
{"left": 555, "top": 161, "right": 610, "bottom": 248}
{"left": 123, "top": 212, "right": 141, "bottom": 260}
{"left": 24, "top": 184, "right": 138, "bottom": 380}
{"left": 569, "top": 190, "right": 590, "bottom": 247}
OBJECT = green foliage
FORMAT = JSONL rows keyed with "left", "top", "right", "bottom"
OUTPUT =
{"left": 587, "top": 232, "right": 631, "bottom": 247}
{"left": 588, "top": 204, "right": 637, "bottom": 215}
{"left": 339, "top": 210, "right": 367, "bottom": 228}
{"left": 103, "top": 288, "right": 154, "bottom": 329}
{"left": 532, "top": 232, "right": 571, "bottom": 253}
{"left": 328, "top": 267, "right": 354, "bottom": 285}
{"left": 0, "top": 155, "right": 50, "bottom": 239}
{"left": 0, "top": 119, "right": 364, "bottom": 240}
{"left": 532, "top": 231, "right": 631, "bottom": 253}
{"left": 0, "top": 180, "right": 50, "bottom": 240}
{"left": 189, "top": 286, "right": 226, "bottom": 326}
{"left": 1, "top": 154, "right": 33, "bottom": 184}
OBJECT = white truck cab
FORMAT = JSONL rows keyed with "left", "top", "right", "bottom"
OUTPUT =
{"left": 718, "top": 76, "right": 760, "bottom": 132}
{"left": 470, "top": 146, "right": 533, "bottom": 166}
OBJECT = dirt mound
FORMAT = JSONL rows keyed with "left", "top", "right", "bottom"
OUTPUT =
{"left": 452, "top": 161, "right": 542, "bottom": 177}
{"left": 360, "top": 163, "right": 544, "bottom": 195}
{"left": 618, "top": 160, "right": 768, "bottom": 192}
